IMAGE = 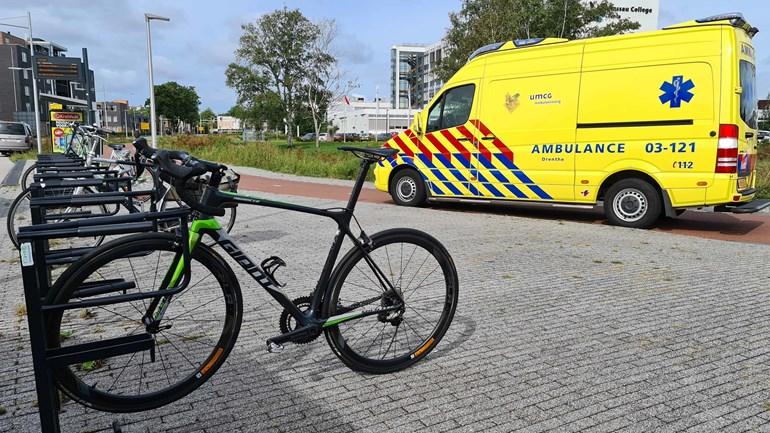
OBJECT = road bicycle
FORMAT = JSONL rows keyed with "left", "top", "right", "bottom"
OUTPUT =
{"left": 44, "top": 140, "right": 458, "bottom": 413}
{"left": 7, "top": 137, "right": 238, "bottom": 249}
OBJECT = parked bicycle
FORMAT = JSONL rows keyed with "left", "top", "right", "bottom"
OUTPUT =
{"left": 45, "top": 141, "right": 459, "bottom": 413}
{"left": 7, "top": 137, "right": 238, "bottom": 249}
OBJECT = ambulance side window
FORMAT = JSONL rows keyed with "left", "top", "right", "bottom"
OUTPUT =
{"left": 426, "top": 97, "right": 443, "bottom": 132}
{"left": 426, "top": 84, "right": 476, "bottom": 133}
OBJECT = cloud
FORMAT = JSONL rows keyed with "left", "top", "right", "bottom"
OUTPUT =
{"left": 332, "top": 31, "right": 372, "bottom": 65}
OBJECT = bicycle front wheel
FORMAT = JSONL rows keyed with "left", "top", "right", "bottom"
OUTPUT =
{"left": 323, "top": 228, "right": 458, "bottom": 373}
{"left": 46, "top": 233, "right": 243, "bottom": 412}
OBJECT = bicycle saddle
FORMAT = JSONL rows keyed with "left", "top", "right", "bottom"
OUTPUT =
{"left": 338, "top": 146, "right": 398, "bottom": 161}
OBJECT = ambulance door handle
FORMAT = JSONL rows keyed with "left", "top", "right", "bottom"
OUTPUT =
{"left": 457, "top": 137, "right": 471, "bottom": 141}
{"left": 745, "top": 132, "right": 754, "bottom": 138}
{"left": 481, "top": 136, "right": 496, "bottom": 140}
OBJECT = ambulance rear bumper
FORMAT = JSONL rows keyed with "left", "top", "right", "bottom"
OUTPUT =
{"left": 714, "top": 199, "right": 770, "bottom": 214}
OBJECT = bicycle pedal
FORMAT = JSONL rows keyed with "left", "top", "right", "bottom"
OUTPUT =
{"left": 260, "top": 256, "right": 286, "bottom": 287}
{"left": 266, "top": 341, "right": 284, "bottom": 353}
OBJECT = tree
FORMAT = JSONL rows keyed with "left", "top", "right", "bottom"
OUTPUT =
{"left": 437, "top": 0, "right": 640, "bottom": 82}
{"left": 225, "top": 90, "right": 284, "bottom": 131}
{"left": 145, "top": 81, "right": 201, "bottom": 131}
{"left": 200, "top": 107, "right": 217, "bottom": 131}
{"left": 227, "top": 8, "right": 324, "bottom": 147}
{"left": 301, "top": 20, "right": 353, "bottom": 147}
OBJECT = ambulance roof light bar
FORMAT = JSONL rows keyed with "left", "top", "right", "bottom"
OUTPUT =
{"left": 694, "top": 12, "right": 758, "bottom": 37}
{"left": 513, "top": 38, "right": 545, "bottom": 47}
{"left": 467, "top": 42, "right": 504, "bottom": 62}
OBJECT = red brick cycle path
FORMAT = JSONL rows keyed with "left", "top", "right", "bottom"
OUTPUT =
{"left": 238, "top": 173, "right": 770, "bottom": 246}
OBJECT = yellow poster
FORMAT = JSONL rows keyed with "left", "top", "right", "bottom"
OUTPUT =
{"left": 140, "top": 122, "right": 150, "bottom": 132}
{"left": 49, "top": 111, "right": 84, "bottom": 153}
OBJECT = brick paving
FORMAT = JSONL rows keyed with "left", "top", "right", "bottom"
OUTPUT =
{"left": 1, "top": 183, "right": 770, "bottom": 432}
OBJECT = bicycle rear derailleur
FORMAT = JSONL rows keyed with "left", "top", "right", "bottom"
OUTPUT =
{"left": 278, "top": 296, "right": 322, "bottom": 344}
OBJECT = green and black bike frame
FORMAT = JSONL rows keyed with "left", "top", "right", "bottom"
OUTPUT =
{"left": 154, "top": 159, "right": 404, "bottom": 345}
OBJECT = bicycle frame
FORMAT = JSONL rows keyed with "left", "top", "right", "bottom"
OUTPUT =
{"left": 153, "top": 160, "right": 404, "bottom": 333}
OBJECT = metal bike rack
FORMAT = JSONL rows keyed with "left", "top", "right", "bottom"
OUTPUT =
{"left": 15, "top": 154, "right": 189, "bottom": 432}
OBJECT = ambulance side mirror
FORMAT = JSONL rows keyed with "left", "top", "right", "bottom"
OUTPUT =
{"left": 412, "top": 112, "right": 423, "bottom": 135}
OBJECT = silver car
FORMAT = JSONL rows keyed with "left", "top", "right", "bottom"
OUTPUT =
{"left": 0, "top": 121, "right": 32, "bottom": 154}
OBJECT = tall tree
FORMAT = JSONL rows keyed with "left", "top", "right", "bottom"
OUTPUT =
{"left": 145, "top": 81, "right": 201, "bottom": 131}
{"left": 437, "top": 0, "right": 640, "bottom": 82}
{"left": 227, "top": 8, "right": 323, "bottom": 147}
{"left": 301, "top": 20, "right": 353, "bottom": 147}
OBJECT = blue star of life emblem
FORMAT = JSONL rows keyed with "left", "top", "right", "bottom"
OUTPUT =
{"left": 659, "top": 75, "right": 694, "bottom": 108}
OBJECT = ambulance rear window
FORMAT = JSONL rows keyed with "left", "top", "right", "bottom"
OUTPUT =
{"left": 739, "top": 60, "right": 757, "bottom": 128}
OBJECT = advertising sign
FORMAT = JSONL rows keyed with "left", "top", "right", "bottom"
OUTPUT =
{"left": 49, "top": 111, "right": 84, "bottom": 153}
{"left": 140, "top": 122, "right": 150, "bottom": 132}
{"left": 34, "top": 56, "right": 83, "bottom": 81}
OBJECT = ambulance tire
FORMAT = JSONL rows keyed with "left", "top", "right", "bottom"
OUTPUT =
{"left": 604, "top": 178, "right": 662, "bottom": 229}
{"left": 390, "top": 169, "right": 426, "bottom": 207}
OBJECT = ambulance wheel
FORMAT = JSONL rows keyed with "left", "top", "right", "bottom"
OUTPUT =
{"left": 390, "top": 169, "right": 426, "bottom": 206}
{"left": 604, "top": 179, "right": 661, "bottom": 229}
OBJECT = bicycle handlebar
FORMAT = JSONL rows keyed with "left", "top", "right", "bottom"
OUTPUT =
{"left": 132, "top": 136, "right": 227, "bottom": 216}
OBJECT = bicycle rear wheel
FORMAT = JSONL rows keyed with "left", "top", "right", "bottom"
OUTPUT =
{"left": 7, "top": 188, "right": 107, "bottom": 249}
{"left": 21, "top": 162, "right": 37, "bottom": 190}
{"left": 323, "top": 228, "right": 458, "bottom": 373}
{"left": 46, "top": 233, "right": 243, "bottom": 412}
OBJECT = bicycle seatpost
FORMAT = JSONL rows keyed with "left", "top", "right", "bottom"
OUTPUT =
{"left": 346, "top": 159, "right": 373, "bottom": 211}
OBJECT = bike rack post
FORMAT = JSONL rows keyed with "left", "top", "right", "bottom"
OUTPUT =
{"left": 16, "top": 154, "right": 191, "bottom": 432}
{"left": 19, "top": 184, "right": 61, "bottom": 432}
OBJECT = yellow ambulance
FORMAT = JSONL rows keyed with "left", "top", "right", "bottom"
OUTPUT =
{"left": 374, "top": 13, "right": 768, "bottom": 228}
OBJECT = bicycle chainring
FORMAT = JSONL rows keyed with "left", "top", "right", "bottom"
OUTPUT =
{"left": 278, "top": 296, "right": 321, "bottom": 344}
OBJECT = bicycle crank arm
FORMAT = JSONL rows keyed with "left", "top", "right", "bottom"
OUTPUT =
{"left": 266, "top": 323, "right": 322, "bottom": 351}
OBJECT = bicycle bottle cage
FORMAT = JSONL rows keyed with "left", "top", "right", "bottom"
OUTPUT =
{"left": 260, "top": 256, "right": 286, "bottom": 287}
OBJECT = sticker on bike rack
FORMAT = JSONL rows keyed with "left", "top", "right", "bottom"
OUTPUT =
{"left": 19, "top": 243, "right": 33, "bottom": 267}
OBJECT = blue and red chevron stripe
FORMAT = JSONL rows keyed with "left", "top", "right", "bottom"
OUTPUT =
{"left": 381, "top": 120, "right": 552, "bottom": 200}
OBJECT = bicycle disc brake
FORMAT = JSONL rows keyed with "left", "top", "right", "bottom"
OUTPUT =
{"left": 278, "top": 296, "right": 321, "bottom": 344}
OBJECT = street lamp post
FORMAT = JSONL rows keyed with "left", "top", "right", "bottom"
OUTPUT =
{"left": 26, "top": 13, "right": 42, "bottom": 153}
{"left": 144, "top": 13, "right": 170, "bottom": 147}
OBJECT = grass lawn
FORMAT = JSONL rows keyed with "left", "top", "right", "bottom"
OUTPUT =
{"left": 156, "top": 135, "right": 382, "bottom": 181}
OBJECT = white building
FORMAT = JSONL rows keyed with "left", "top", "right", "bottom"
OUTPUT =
{"left": 390, "top": 41, "right": 448, "bottom": 110}
{"left": 216, "top": 115, "right": 241, "bottom": 132}
{"left": 328, "top": 96, "right": 415, "bottom": 135}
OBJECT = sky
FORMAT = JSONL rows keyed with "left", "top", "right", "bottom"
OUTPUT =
{"left": 1, "top": 0, "right": 768, "bottom": 113}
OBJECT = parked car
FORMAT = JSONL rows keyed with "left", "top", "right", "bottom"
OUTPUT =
{"left": 358, "top": 132, "right": 372, "bottom": 141}
{"left": 375, "top": 132, "right": 393, "bottom": 141}
{"left": 0, "top": 121, "right": 32, "bottom": 155}
{"left": 758, "top": 130, "right": 770, "bottom": 140}
{"left": 318, "top": 133, "right": 329, "bottom": 142}
{"left": 333, "top": 133, "right": 359, "bottom": 142}
{"left": 299, "top": 132, "right": 316, "bottom": 142}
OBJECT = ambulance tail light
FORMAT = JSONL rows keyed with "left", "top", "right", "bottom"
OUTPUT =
{"left": 715, "top": 124, "right": 738, "bottom": 174}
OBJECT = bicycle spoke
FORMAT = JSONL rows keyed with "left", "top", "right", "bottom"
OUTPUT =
{"left": 382, "top": 324, "right": 399, "bottom": 360}
{"left": 107, "top": 350, "right": 138, "bottom": 392}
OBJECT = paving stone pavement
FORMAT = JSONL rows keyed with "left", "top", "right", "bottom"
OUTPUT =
{"left": 1, "top": 183, "right": 770, "bottom": 432}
